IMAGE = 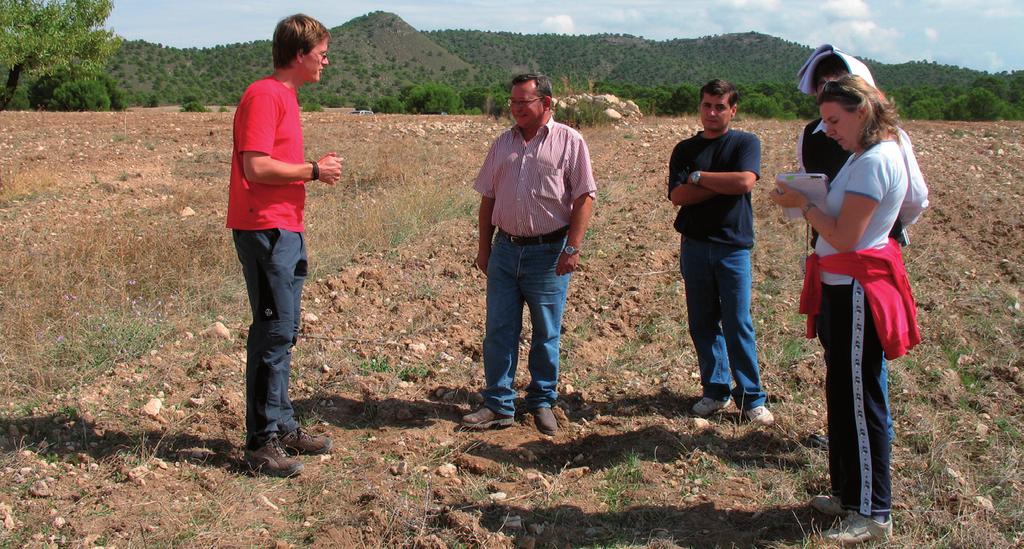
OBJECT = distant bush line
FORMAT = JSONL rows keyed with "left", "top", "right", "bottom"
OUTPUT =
{"left": 5, "top": 70, "right": 1024, "bottom": 121}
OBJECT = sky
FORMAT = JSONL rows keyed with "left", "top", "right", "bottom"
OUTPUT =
{"left": 106, "top": 0, "right": 1024, "bottom": 74}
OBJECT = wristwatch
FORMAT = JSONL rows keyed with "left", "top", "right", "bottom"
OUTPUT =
{"left": 562, "top": 245, "right": 579, "bottom": 256}
{"left": 689, "top": 170, "right": 702, "bottom": 186}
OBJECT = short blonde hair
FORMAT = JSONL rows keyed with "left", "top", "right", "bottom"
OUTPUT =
{"left": 272, "top": 14, "right": 330, "bottom": 69}
{"left": 818, "top": 75, "right": 900, "bottom": 150}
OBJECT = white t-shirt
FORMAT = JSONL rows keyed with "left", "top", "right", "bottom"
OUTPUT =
{"left": 816, "top": 140, "right": 907, "bottom": 285}
{"left": 798, "top": 124, "right": 928, "bottom": 226}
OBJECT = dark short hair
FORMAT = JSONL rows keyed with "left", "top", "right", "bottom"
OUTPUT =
{"left": 510, "top": 73, "right": 553, "bottom": 98}
{"left": 813, "top": 54, "right": 850, "bottom": 89}
{"left": 700, "top": 79, "right": 738, "bottom": 106}
{"left": 272, "top": 14, "right": 330, "bottom": 69}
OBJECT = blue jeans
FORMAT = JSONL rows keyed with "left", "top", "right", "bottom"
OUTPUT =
{"left": 233, "top": 229, "right": 305, "bottom": 450}
{"left": 482, "top": 233, "right": 570, "bottom": 416}
{"left": 680, "top": 239, "right": 766, "bottom": 410}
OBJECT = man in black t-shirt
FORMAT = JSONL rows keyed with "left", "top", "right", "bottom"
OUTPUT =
{"left": 667, "top": 79, "right": 772, "bottom": 426}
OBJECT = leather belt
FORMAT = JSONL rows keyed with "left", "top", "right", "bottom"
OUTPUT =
{"left": 498, "top": 226, "right": 569, "bottom": 245}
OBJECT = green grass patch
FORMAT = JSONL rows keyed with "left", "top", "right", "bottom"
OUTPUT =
{"left": 600, "top": 452, "right": 645, "bottom": 512}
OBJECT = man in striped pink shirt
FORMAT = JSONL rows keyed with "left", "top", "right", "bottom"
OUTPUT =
{"left": 463, "top": 73, "right": 597, "bottom": 436}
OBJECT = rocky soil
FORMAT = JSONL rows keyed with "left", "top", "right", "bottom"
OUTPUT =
{"left": 0, "top": 110, "right": 1022, "bottom": 547}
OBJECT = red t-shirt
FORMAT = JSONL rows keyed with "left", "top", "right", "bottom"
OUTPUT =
{"left": 227, "top": 77, "right": 306, "bottom": 232}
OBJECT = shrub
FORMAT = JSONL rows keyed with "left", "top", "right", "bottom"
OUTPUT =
{"left": 180, "top": 96, "right": 208, "bottom": 112}
{"left": 52, "top": 79, "right": 111, "bottom": 111}
{"left": 372, "top": 95, "right": 405, "bottom": 114}
{"left": 555, "top": 101, "right": 614, "bottom": 128}
{"left": 402, "top": 82, "right": 461, "bottom": 114}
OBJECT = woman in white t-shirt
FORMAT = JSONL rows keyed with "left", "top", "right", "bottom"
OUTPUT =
{"left": 771, "top": 74, "right": 921, "bottom": 545}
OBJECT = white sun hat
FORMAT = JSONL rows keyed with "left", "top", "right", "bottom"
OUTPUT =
{"left": 797, "top": 44, "right": 877, "bottom": 94}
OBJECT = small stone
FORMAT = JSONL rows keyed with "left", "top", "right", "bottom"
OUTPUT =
{"left": 142, "top": 398, "right": 162, "bottom": 417}
{"left": 435, "top": 463, "right": 457, "bottom": 478}
{"left": 561, "top": 466, "right": 590, "bottom": 479}
{"left": 975, "top": 495, "right": 995, "bottom": 512}
{"left": 201, "top": 322, "right": 231, "bottom": 340}
{"left": 259, "top": 495, "right": 279, "bottom": 511}
{"left": 977, "top": 423, "right": 989, "bottom": 437}
{"left": 945, "top": 467, "right": 966, "bottom": 486}
{"left": 488, "top": 492, "right": 507, "bottom": 502}
{"left": 389, "top": 461, "right": 408, "bottom": 476}
{"left": 692, "top": 418, "right": 711, "bottom": 430}
{"left": 303, "top": 312, "right": 319, "bottom": 323}
{"left": 408, "top": 342, "right": 427, "bottom": 354}
{"left": 53, "top": 516, "right": 66, "bottom": 528}
{"left": 503, "top": 514, "right": 522, "bottom": 528}
{"left": 180, "top": 207, "right": 196, "bottom": 217}
{"left": 320, "top": 364, "right": 331, "bottom": 373}
{"left": 188, "top": 397, "right": 205, "bottom": 407}
{"left": 28, "top": 480, "right": 52, "bottom": 497}
{"left": 527, "top": 523, "right": 546, "bottom": 536}
{"left": 563, "top": 384, "right": 576, "bottom": 395}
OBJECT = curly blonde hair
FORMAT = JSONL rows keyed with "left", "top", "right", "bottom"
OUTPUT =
{"left": 817, "top": 75, "right": 900, "bottom": 150}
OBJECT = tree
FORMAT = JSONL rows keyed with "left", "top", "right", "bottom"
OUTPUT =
{"left": 0, "top": 0, "right": 121, "bottom": 110}
{"left": 372, "top": 95, "right": 405, "bottom": 114}
{"left": 946, "top": 88, "right": 1009, "bottom": 121}
{"left": 52, "top": 77, "right": 109, "bottom": 110}
{"left": 402, "top": 82, "right": 461, "bottom": 114}
{"left": 26, "top": 67, "right": 124, "bottom": 110}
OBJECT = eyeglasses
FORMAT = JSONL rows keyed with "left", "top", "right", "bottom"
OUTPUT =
{"left": 309, "top": 50, "right": 328, "bottom": 62}
{"left": 508, "top": 97, "right": 543, "bottom": 108}
{"left": 820, "top": 80, "right": 859, "bottom": 101}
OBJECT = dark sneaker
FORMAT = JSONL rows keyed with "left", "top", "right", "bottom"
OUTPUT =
{"left": 461, "top": 407, "right": 514, "bottom": 430}
{"left": 532, "top": 407, "right": 558, "bottom": 436}
{"left": 280, "top": 428, "right": 333, "bottom": 455}
{"left": 245, "top": 435, "right": 304, "bottom": 477}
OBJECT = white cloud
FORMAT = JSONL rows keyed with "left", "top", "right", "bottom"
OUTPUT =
{"left": 822, "top": 0, "right": 870, "bottom": 19}
{"left": 924, "top": 28, "right": 938, "bottom": 41}
{"left": 541, "top": 14, "right": 575, "bottom": 34}
{"left": 721, "top": 0, "right": 780, "bottom": 9}
{"left": 982, "top": 51, "right": 1004, "bottom": 72}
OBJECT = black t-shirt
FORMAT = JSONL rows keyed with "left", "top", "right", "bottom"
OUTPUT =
{"left": 801, "top": 118, "right": 850, "bottom": 182}
{"left": 667, "top": 130, "right": 761, "bottom": 248}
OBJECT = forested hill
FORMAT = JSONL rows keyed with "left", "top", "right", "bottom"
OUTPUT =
{"left": 106, "top": 10, "right": 1000, "bottom": 107}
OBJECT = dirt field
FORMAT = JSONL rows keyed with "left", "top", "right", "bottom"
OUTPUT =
{"left": 0, "top": 110, "right": 1022, "bottom": 548}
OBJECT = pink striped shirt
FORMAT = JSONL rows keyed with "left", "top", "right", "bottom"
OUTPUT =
{"left": 474, "top": 119, "right": 597, "bottom": 237}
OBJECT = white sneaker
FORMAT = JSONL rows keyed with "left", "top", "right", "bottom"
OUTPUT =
{"left": 743, "top": 405, "right": 775, "bottom": 426}
{"left": 691, "top": 397, "right": 730, "bottom": 417}
{"left": 810, "top": 494, "right": 846, "bottom": 516}
{"left": 823, "top": 513, "right": 892, "bottom": 545}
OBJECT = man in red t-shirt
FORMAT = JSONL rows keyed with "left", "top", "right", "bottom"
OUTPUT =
{"left": 228, "top": 13, "right": 342, "bottom": 478}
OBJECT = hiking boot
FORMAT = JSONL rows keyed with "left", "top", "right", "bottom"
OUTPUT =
{"left": 744, "top": 405, "right": 775, "bottom": 426}
{"left": 810, "top": 494, "right": 846, "bottom": 516}
{"left": 280, "top": 428, "right": 333, "bottom": 455}
{"left": 823, "top": 513, "right": 892, "bottom": 545}
{"left": 461, "top": 407, "right": 514, "bottom": 430}
{"left": 245, "top": 435, "right": 304, "bottom": 478}
{"left": 532, "top": 407, "right": 558, "bottom": 436}
{"left": 691, "top": 397, "right": 730, "bottom": 417}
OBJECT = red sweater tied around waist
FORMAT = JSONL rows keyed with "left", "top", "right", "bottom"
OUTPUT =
{"left": 800, "top": 239, "right": 921, "bottom": 359}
